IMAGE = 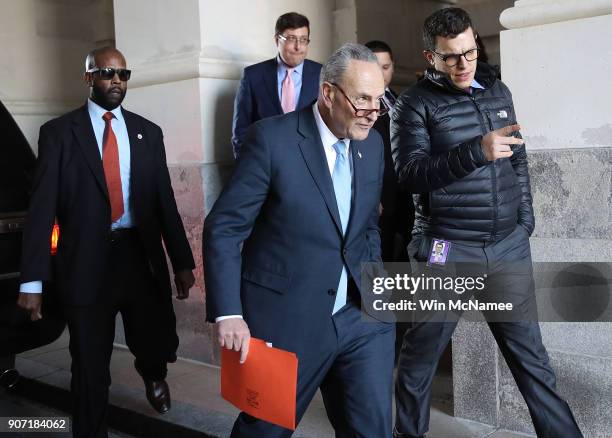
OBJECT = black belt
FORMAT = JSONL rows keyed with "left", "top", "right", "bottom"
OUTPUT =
{"left": 108, "top": 228, "right": 137, "bottom": 243}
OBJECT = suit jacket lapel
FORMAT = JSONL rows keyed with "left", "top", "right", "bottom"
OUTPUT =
{"left": 122, "top": 109, "right": 144, "bottom": 208}
{"left": 346, "top": 139, "right": 365, "bottom": 239}
{"left": 297, "top": 109, "right": 343, "bottom": 235}
{"left": 72, "top": 105, "right": 108, "bottom": 200}
{"left": 264, "top": 58, "right": 283, "bottom": 114}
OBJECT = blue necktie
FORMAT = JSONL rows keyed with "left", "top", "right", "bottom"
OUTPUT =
{"left": 331, "top": 140, "right": 351, "bottom": 314}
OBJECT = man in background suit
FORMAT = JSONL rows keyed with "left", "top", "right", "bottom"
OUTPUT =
{"left": 17, "top": 47, "right": 195, "bottom": 437}
{"left": 205, "top": 43, "right": 395, "bottom": 437}
{"left": 365, "top": 40, "right": 414, "bottom": 263}
{"left": 231, "top": 12, "right": 322, "bottom": 158}
{"left": 366, "top": 40, "right": 416, "bottom": 362}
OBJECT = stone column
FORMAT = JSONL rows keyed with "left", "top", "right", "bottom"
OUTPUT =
{"left": 354, "top": 0, "right": 457, "bottom": 89}
{"left": 455, "top": 0, "right": 515, "bottom": 65}
{"left": 113, "top": 0, "right": 334, "bottom": 364}
{"left": 1, "top": 0, "right": 114, "bottom": 149}
{"left": 453, "top": 1, "right": 612, "bottom": 436}
{"left": 333, "top": 0, "right": 358, "bottom": 50}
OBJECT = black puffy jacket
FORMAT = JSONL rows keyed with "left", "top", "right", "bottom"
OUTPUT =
{"left": 391, "top": 62, "right": 534, "bottom": 242}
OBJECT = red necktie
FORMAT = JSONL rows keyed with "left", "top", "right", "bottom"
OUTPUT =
{"left": 102, "top": 112, "right": 124, "bottom": 222}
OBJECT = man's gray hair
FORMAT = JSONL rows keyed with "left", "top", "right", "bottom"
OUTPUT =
{"left": 319, "top": 43, "right": 378, "bottom": 87}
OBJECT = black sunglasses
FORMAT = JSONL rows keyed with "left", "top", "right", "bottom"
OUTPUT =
{"left": 330, "top": 83, "right": 388, "bottom": 117}
{"left": 88, "top": 67, "right": 132, "bottom": 81}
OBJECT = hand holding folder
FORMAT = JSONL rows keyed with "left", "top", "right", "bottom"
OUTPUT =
{"left": 221, "top": 338, "right": 298, "bottom": 430}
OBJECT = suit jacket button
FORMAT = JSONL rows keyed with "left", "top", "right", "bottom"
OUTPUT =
{"left": 342, "top": 249, "right": 347, "bottom": 256}
{"left": 327, "top": 289, "right": 336, "bottom": 296}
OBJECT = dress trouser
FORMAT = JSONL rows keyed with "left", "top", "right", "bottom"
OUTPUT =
{"left": 379, "top": 208, "right": 412, "bottom": 361}
{"left": 231, "top": 301, "right": 396, "bottom": 438}
{"left": 394, "top": 225, "right": 583, "bottom": 438}
{"left": 64, "top": 230, "right": 178, "bottom": 438}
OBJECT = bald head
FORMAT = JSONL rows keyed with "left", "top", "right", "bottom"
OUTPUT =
{"left": 85, "top": 47, "right": 126, "bottom": 73}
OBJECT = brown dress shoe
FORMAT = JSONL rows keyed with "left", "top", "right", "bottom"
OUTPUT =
{"left": 134, "top": 361, "right": 171, "bottom": 414}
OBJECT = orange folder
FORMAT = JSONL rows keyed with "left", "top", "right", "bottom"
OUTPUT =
{"left": 221, "top": 338, "right": 298, "bottom": 430}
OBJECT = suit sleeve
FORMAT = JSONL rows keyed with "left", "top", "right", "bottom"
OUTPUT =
{"left": 391, "top": 93, "right": 489, "bottom": 193}
{"left": 19, "top": 124, "right": 59, "bottom": 283}
{"left": 366, "top": 136, "right": 384, "bottom": 263}
{"left": 154, "top": 127, "right": 195, "bottom": 272}
{"left": 231, "top": 69, "right": 253, "bottom": 159}
{"left": 203, "top": 123, "right": 271, "bottom": 322}
{"left": 504, "top": 88, "right": 535, "bottom": 235}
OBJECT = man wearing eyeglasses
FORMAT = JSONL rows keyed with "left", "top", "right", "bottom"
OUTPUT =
{"left": 231, "top": 12, "right": 322, "bottom": 158}
{"left": 391, "top": 8, "right": 583, "bottom": 438}
{"left": 17, "top": 47, "right": 196, "bottom": 437}
{"left": 205, "top": 43, "right": 394, "bottom": 437}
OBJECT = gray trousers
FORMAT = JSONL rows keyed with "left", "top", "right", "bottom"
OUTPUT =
{"left": 394, "top": 225, "right": 583, "bottom": 438}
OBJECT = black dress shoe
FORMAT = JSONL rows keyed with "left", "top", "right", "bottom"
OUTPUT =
{"left": 134, "top": 361, "right": 171, "bottom": 414}
{"left": 393, "top": 428, "right": 425, "bottom": 438}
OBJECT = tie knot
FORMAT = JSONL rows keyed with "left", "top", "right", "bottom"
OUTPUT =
{"left": 332, "top": 140, "right": 347, "bottom": 157}
{"left": 102, "top": 112, "right": 114, "bottom": 123}
{"left": 286, "top": 68, "right": 294, "bottom": 76}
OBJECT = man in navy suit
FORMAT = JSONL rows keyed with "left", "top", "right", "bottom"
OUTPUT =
{"left": 365, "top": 40, "right": 414, "bottom": 265}
{"left": 231, "top": 12, "right": 322, "bottom": 158}
{"left": 204, "top": 44, "right": 395, "bottom": 437}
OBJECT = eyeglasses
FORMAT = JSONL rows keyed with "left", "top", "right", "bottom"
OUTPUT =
{"left": 330, "top": 83, "right": 388, "bottom": 117}
{"left": 431, "top": 48, "right": 479, "bottom": 67}
{"left": 87, "top": 67, "right": 132, "bottom": 81}
{"left": 277, "top": 34, "right": 310, "bottom": 46}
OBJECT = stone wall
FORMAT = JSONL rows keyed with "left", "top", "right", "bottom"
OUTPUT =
{"left": 454, "top": 147, "right": 612, "bottom": 436}
{"left": 1, "top": 0, "right": 114, "bottom": 149}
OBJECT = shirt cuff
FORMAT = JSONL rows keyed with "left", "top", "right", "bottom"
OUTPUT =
{"left": 20, "top": 281, "right": 43, "bottom": 294}
{"left": 215, "top": 315, "right": 243, "bottom": 323}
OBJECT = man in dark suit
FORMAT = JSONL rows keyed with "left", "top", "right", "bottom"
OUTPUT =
{"left": 365, "top": 40, "right": 414, "bottom": 263}
{"left": 204, "top": 44, "right": 395, "bottom": 437}
{"left": 366, "top": 41, "right": 416, "bottom": 361}
{"left": 17, "top": 47, "right": 196, "bottom": 438}
{"left": 231, "top": 12, "right": 322, "bottom": 158}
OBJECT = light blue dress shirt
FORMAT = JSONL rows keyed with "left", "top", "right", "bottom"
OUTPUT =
{"left": 277, "top": 55, "right": 304, "bottom": 107}
{"left": 20, "top": 99, "right": 134, "bottom": 294}
{"left": 472, "top": 79, "right": 484, "bottom": 90}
